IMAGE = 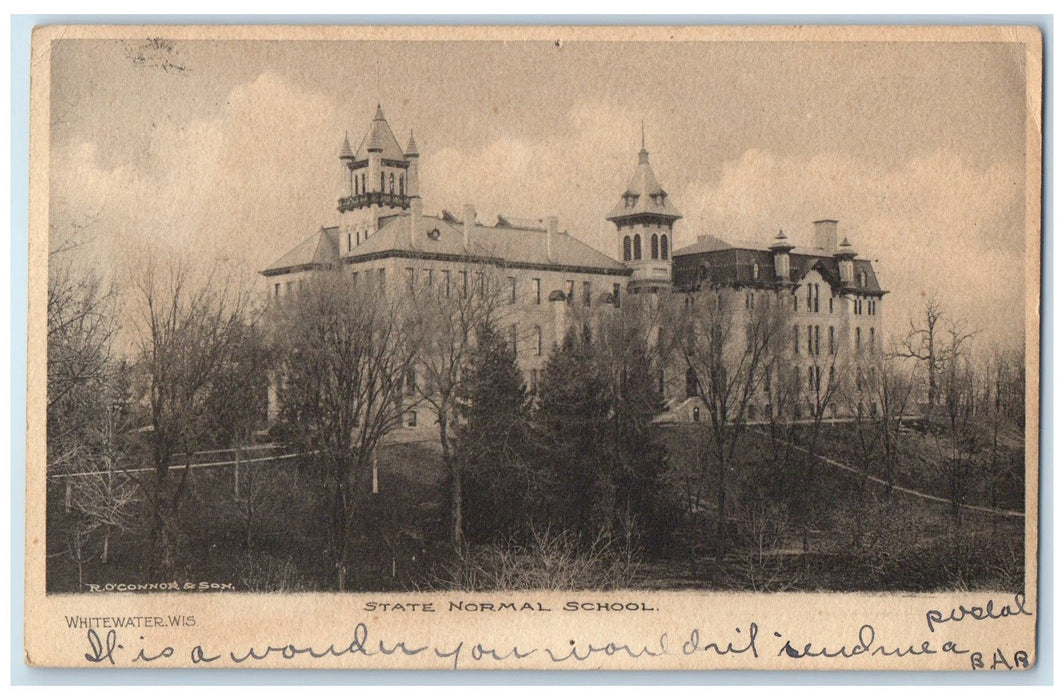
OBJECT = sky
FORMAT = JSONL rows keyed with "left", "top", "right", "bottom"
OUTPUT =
{"left": 47, "top": 35, "right": 1032, "bottom": 353}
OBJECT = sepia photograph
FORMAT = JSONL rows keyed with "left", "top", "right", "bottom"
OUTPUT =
{"left": 25, "top": 23, "right": 1042, "bottom": 670}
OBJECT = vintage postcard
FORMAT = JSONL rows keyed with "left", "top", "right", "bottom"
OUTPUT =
{"left": 25, "top": 24, "right": 1042, "bottom": 670}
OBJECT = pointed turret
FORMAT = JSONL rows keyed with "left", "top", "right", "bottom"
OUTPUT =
{"left": 339, "top": 132, "right": 354, "bottom": 160}
{"left": 607, "top": 128, "right": 681, "bottom": 293}
{"left": 405, "top": 130, "right": 419, "bottom": 157}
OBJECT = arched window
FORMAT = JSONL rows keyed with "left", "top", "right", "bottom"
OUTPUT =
{"left": 623, "top": 235, "right": 632, "bottom": 261}
{"left": 634, "top": 234, "right": 642, "bottom": 260}
{"left": 651, "top": 233, "right": 659, "bottom": 259}
{"left": 399, "top": 174, "right": 404, "bottom": 196}
{"left": 661, "top": 234, "right": 669, "bottom": 260}
{"left": 389, "top": 173, "right": 395, "bottom": 194}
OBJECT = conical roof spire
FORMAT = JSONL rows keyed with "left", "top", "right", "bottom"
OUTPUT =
{"left": 405, "top": 130, "right": 419, "bottom": 157}
{"left": 353, "top": 104, "right": 406, "bottom": 161}
{"left": 638, "top": 120, "right": 649, "bottom": 164}
{"left": 606, "top": 129, "right": 681, "bottom": 222}
{"left": 339, "top": 131, "right": 354, "bottom": 159}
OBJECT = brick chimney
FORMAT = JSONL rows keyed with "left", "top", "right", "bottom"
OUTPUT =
{"left": 463, "top": 204, "right": 476, "bottom": 250}
{"left": 409, "top": 196, "right": 423, "bottom": 249}
{"left": 546, "top": 216, "right": 558, "bottom": 262}
{"left": 814, "top": 219, "right": 839, "bottom": 254}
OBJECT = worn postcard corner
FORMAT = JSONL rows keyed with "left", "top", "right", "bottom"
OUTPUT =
{"left": 25, "top": 23, "right": 1041, "bottom": 671}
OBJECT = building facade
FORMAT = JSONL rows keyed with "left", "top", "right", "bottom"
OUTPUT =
{"left": 262, "top": 105, "right": 887, "bottom": 431}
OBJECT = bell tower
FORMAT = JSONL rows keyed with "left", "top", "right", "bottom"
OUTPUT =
{"left": 337, "top": 104, "right": 415, "bottom": 255}
{"left": 606, "top": 127, "right": 681, "bottom": 293}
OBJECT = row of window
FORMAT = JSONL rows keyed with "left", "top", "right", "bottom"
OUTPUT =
{"left": 622, "top": 233, "right": 670, "bottom": 262}
{"left": 792, "top": 324, "right": 876, "bottom": 355}
{"left": 349, "top": 170, "right": 406, "bottom": 197}
{"left": 854, "top": 297, "right": 878, "bottom": 316}
{"left": 345, "top": 227, "right": 376, "bottom": 252}
{"left": 690, "top": 401, "right": 875, "bottom": 423}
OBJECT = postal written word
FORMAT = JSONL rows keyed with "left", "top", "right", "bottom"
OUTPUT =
{"left": 74, "top": 594, "right": 1032, "bottom": 670}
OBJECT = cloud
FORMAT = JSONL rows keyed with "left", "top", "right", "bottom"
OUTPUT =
{"left": 51, "top": 71, "right": 343, "bottom": 284}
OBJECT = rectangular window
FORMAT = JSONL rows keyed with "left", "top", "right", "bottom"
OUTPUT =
{"left": 405, "top": 267, "right": 415, "bottom": 292}
{"left": 613, "top": 283, "right": 621, "bottom": 308}
{"left": 583, "top": 281, "right": 592, "bottom": 307}
{"left": 808, "top": 366, "right": 815, "bottom": 391}
{"left": 510, "top": 324, "right": 518, "bottom": 355}
{"left": 378, "top": 268, "right": 386, "bottom": 291}
{"left": 508, "top": 276, "right": 517, "bottom": 304}
{"left": 815, "top": 325, "right": 821, "bottom": 355}
{"left": 856, "top": 327, "right": 862, "bottom": 354}
{"left": 286, "top": 281, "right": 294, "bottom": 294}
{"left": 815, "top": 366, "right": 822, "bottom": 392}
{"left": 857, "top": 368, "right": 864, "bottom": 392}
{"left": 351, "top": 271, "right": 358, "bottom": 287}
{"left": 794, "top": 325, "right": 800, "bottom": 354}
{"left": 530, "top": 369, "right": 539, "bottom": 395}
{"left": 829, "top": 296, "right": 834, "bottom": 313}
{"left": 534, "top": 326, "right": 542, "bottom": 356}
{"left": 566, "top": 280, "right": 574, "bottom": 305}
{"left": 793, "top": 293, "right": 798, "bottom": 312}
{"left": 406, "top": 410, "right": 417, "bottom": 428}
{"left": 829, "top": 326, "right": 836, "bottom": 354}
{"left": 870, "top": 327, "right": 876, "bottom": 352}
{"left": 423, "top": 268, "right": 433, "bottom": 289}
{"left": 807, "top": 325, "right": 813, "bottom": 354}
{"left": 476, "top": 271, "right": 485, "bottom": 297}
{"left": 460, "top": 271, "right": 468, "bottom": 298}
{"left": 764, "top": 368, "right": 771, "bottom": 394}
{"left": 533, "top": 278, "right": 542, "bottom": 305}
{"left": 814, "top": 284, "right": 820, "bottom": 313}
{"left": 442, "top": 270, "right": 451, "bottom": 297}
{"left": 807, "top": 283, "right": 813, "bottom": 311}
{"left": 274, "top": 283, "right": 280, "bottom": 297}
{"left": 347, "top": 232, "right": 352, "bottom": 252}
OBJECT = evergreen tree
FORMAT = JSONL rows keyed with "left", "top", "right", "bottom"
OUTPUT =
{"left": 456, "top": 321, "right": 534, "bottom": 544}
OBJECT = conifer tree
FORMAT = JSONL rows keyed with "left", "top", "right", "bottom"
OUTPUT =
{"left": 456, "top": 321, "right": 534, "bottom": 543}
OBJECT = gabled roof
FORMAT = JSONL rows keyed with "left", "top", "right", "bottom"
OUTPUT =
{"left": 353, "top": 105, "right": 406, "bottom": 162}
{"left": 346, "top": 213, "right": 628, "bottom": 274}
{"left": 607, "top": 147, "right": 682, "bottom": 221}
{"left": 262, "top": 227, "right": 339, "bottom": 276}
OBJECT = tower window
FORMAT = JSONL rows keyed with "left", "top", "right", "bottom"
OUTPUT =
{"left": 651, "top": 233, "right": 659, "bottom": 260}
{"left": 623, "top": 235, "right": 632, "bottom": 262}
{"left": 533, "top": 278, "right": 541, "bottom": 304}
{"left": 633, "top": 234, "right": 642, "bottom": 260}
{"left": 661, "top": 234, "right": 669, "bottom": 260}
{"left": 399, "top": 174, "right": 404, "bottom": 196}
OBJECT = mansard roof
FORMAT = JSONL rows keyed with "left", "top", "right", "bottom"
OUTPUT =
{"left": 672, "top": 236, "right": 885, "bottom": 295}
{"left": 353, "top": 104, "right": 406, "bottom": 162}
{"left": 607, "top": 147, "right": 682, "bottom": 222}
{"left": 262, "top": 227, "right": 339, "bottom": 276}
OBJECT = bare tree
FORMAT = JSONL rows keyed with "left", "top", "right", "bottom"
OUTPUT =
{"left": 272, "top": 272, "right": 417, "bottom": 589}
{"left": 131, "top": 261, "right": 255, "bottom": 573}
{"left": 934, "top": 325, "right": 979, "bottom": 525}
{"left": 408, "top": 265, "right": 506, "bottom": 547}
{"left": 662, "top": 287, "right": 790, "bottom": 560}
{"left": 898, "top": 297, "right": 975, "bottom": 411}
